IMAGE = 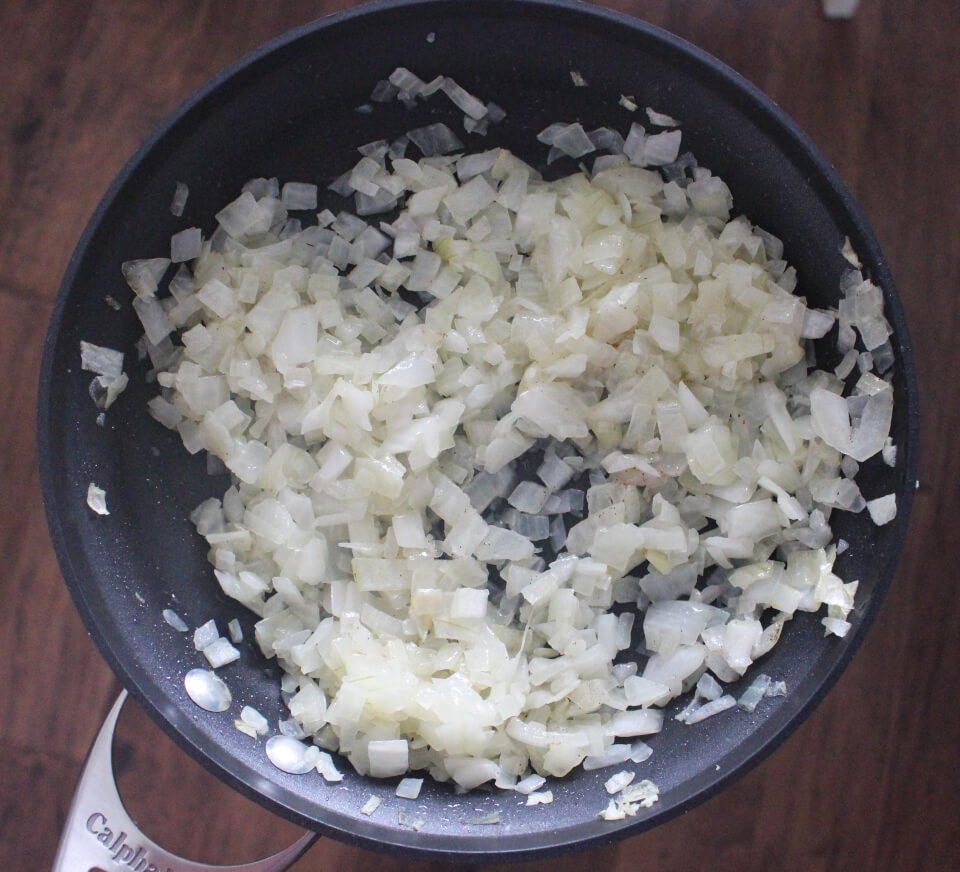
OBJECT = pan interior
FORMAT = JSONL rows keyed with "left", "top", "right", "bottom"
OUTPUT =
{"left": 38, "top": 0, "right": 916, "bottom": 861}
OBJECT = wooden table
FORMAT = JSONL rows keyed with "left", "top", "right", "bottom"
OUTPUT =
{"left": 2, "top": 1, "right": 956, "bottom": 869}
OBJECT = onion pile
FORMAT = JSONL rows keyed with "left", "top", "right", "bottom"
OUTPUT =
{"left": 124, "top": 104, "right": 896, "bottom": 791}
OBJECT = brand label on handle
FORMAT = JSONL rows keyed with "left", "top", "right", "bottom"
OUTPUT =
{"left": 85, "top": 812, "right": 174, "bottom": 872}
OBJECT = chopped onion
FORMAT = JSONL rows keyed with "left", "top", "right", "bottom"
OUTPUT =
{"left": 508, "top": 481, "right": 550, "bottom": 514}
{"left": 737, "top": 673, "right": 772, "bottom": 712}
{"left": 234, "top": 720, "right": 257, "bottom": 739}
{"left": 600, "top": 777, "right": 659, "bottom": 820}
{"left": 80, "top": 341, "right": 124, "bottom": 378}
{"left": 583, "top": 744, "right": 633, "bottom": 771}
{"left": 228, "top": 618, "right": 243, "bottom": 642}
{"left": 682, "top": 694, "right": 736, "bottom": 724}
{"left": 86, "top": 483, "right": 109, "bottom": 516}
{"left": 122, "top": 258, "right": 170, "bottom": 299}
{"left": 766, "top": 680, "right": 788, "bottom": 697}
{"left": 515, "top": 773, "right": 547, "bottom": 795}
{"left": 604, "top": 770, "right": 635, "bottom": 794}
{"left": 240, "top": 705, "right": 269, "bottom": 735}
{"left": 441, "top": 77, "right": 488, "bottom": 120}
{"left": 360, "top": 795, "right": 382, "bottom": 816}
{"left": 171, "top": 227, "right": 202, "bottom": 263}
{"left": 163, "top": 609, "right": 189, "bottom": 632}
{"left": 370, "top": 80, "right": 398, "bottom": 102}
{"left": 316, "top": 751, "right": 344, "bottom": 782}
{"left": 695, "top": 672, "right": 724, "bottom": 701}
{"left": 281, "top": 182, "right": 319, "bottom": 211}
{"left": 396, "top": 777, "right": 423, "bottom": 799}
{"left": 203, "top": 637, "right": 240, "bottom": 668}
{"left": 866, "top": 493, "right": 897, "bottom": 525}
{"left": 88, "top": 371, "right": 128, "bottom": 412}
{"left": 645, "top": 107, "right": 680, "bottom": 127}
{"left": 407, "top": 123, "right": 463, "bottom": 156}
{"left": 549, "top": 123, "right": 596, "bottom": 159}
{"left": 526, "top": 790, "right": 554, "bottom": 805}
{"left": 131, "top": 106, "right": 895, "bottom": 794}
{"left": 193, "top": 619, "right": 218, "bottom": 650}
{"left": 619, "top": 779, "right": 660, "bottom": 807}
{"left": 368, "top": 739, "right": 409, "bottom": 777}
{"left": 170, "top": 181, "right": 189, "bottom": 216}
{"left": 467, "top": 811, "right": 501, "bottom": 825}
{"left": 389, "top": 66, "right": 427, "bottom": 97}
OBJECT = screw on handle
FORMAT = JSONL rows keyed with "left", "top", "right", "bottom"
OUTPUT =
{"left": 52, "top": 690, "right": 319, "bottom": 872}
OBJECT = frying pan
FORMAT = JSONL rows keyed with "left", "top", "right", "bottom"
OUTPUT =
{"left": 38, "top": 0, "right": 919, "bottom": 864}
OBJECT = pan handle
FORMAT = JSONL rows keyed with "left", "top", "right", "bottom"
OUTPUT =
{"left": 53, "top": 690, "right": 320, "bottom": 872}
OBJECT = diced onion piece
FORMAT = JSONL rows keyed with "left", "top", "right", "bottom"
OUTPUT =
{"left": 216, "top": 191, "right": 272, "bottom": 240}
{"left": 645, "top": 107, "right": 680, "bottom": 127}
{"left": 316, "top": 751, "right": 344, "bottom": 782}
{"left": 122, "top": 258, "right": 170, "bottom": 299}
{"left": 86, "top": 483, "right": 109, "bottom": 516}
{"left": 802, "top": 308, "right": 837, "bottom": 339}
{"left": 583, "top": 744, "right": 633, "bottom": 771}
{"left": 514, "top": 773, "right": 547, "bottom": 794}
{"left": 240, "top": 705, "right": 269, "bottom": 735}
{"left": 695, "top": 672, "right": 724, "bottom": 701}
{"left": 163, "top": 609, "right": 189, "bottom": 632}
{"left": 682, "top": 694, "right": 736, "bottom": 724}
{"left": 866, "top": 493, "right": 897, "bottom": 525}
{"left": 619, "top": 779, "right": 660, "bottom": 807}
{"left": 193, "top": 619, "right": 219, "bottom": 651}
{"left": 80, "top": 341, "right": 124, "bottom": 378}
{"left": 822, "top": 616, "right": 852, "bottom": 637}
{"left": 407, "top": 123, "right": 464, "bottom": 156}
{"left": 526, "top": 790, "right": 554, "bottom": 805}
{"left": 360, "top": 795, "right": 382, "bottom": 816}
{"left": 228, "top": 618, "right": 243, "bottom": 643}
{"left": 368, "top": 739, "right": 409, "bottom": 777}
{"left": 600, "top": 799, "right": 626, "bottom": 821}
{"left": 551, "top": 123, "right": 596, "bottom": 159}
{"left": 281, "top": 182, "right": 319, "bottom": 211}
{"left": 467, "top": 811, "right": 501, "bottom": 825}
{"left": 89, "top": 372, "right": 129, "bottom": 411}
{"left": 737, "top": 673, "right": 772, "bottom": 712}
{"left": 441, "top": 77, "right": 488, "bottom": 120}
{"left": 203, "top": 637, "right": 240, "bottom": 668}
{"left": 396, "top": 777, "right": 424, "bottom": 799}
{"left": 766, "top": 681, "right": 788, "bottom": 697}
{"left": 604, "top": 770, "right": 636, "bottom": 794}
{"left": 170, "top": 181, "right": 189, "bottom": 216}
{"left": 171, "top": 227, "right": 202, "bottom": 263}
{"left": 234, "top": 721, "right": 257, "bottom": 739}
{"left": 642, "top": 130, "right": 682, "bottom": 166}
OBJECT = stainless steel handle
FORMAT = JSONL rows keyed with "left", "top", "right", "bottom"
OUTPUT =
{"left": 53, "top": 690, "right": 319, "bottom": 872}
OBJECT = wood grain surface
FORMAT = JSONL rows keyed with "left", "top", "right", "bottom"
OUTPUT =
{"left": 2, "top": 1, "right": 957, "bottom": 870}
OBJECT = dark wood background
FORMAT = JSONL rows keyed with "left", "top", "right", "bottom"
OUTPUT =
{"left": 2, "top": 1, "right": 957, "bottom": 870}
